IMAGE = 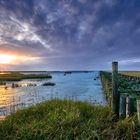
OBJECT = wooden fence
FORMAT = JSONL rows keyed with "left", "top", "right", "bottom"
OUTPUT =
{"left": 111, "top": 62, "right": 140, "bottom": 121}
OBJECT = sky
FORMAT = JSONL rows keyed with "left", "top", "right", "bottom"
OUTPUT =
{"left": 0, "top": 0, "right": 140, "bottom": 71}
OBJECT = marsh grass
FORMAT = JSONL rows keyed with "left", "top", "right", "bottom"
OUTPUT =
{"left": 0, "top": 99, "right": 139, "bottom": 140}
{"left": 0, "top": 72, "right": 52, "bottom": 81}
{"left": 121, "top": 72, "right": 140, "bottom": 77}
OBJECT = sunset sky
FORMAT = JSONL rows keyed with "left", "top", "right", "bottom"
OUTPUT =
{"left": 0, "top": 0, "right": 140, "bottom": 71}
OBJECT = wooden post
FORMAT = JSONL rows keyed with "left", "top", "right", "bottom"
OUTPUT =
{"left": 112, "top": 62, "right": 120, "bottom": 117}
{"left": 119, "top": 96, "right": 126, "bottom": 118}
{"left": 137, "top": 100, "right": 140, "bottom": 124}
{"left": 126, "top": 97, "right": 135, "bottom": 118}
{"left": 126, "top": 96, "right": 129, "bottom": 118}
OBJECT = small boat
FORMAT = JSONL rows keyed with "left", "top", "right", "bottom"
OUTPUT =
{"left": 64, "top": 71, "right": 72, "bottom": 76}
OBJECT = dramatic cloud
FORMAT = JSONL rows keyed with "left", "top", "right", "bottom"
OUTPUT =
{"left": 0, "top": 0, "right": 140, "bottom": 70}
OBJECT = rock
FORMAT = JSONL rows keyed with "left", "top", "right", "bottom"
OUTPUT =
{"left": 27, "top": 83, "right": 37, "bottom": 87}
{"left": 42, "top": 82, "right": 56, "bottom": 86}
{"left": 12, "top": 83, "right": 20, "bottom": 88}
{"left": 0, "top": 82, "right": 6, "bottom": 85}
{"left": 4, "top": 86, "right": 8, "bottom": 90}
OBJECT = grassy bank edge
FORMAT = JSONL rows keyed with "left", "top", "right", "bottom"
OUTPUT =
{"left": 0, "top": 99, "right": 139, "bottom": 140}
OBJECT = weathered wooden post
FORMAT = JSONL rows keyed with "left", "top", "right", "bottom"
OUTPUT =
{"left": 126, "top": 97, "right": 135, "bottom": 118}
{"left": 112, "top": 62, "right": 120, "bottom": 117}
{"left": 137, "top": 100, "right": 140, "bottom": 124}
{"left": 119, "top": 95, "right": 126, "bottom": 118}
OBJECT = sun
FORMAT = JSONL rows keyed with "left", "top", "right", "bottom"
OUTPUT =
{"left": 0, "top": 54, "right": 17, "bottom": 64}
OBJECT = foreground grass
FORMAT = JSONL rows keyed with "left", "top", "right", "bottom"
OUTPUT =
{"left": 0, "top": 72, "right": 52, "bottom": 81}
{"left": 0, "top": 100, "right": 139, "bottom": 140}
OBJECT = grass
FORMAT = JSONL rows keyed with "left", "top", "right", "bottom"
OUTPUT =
{"left": 121, "top": 71, "right": 140, "bottom": 77}
{"left": 100, "top": 71, "right": 140, "bottom": 99}
{"left": 0, "top": 99, "right": 139, "bottom": 140}
{"left": 0, "top": 72, "right": 52, "bottom": 81}
{"left": 100, "top": 71, "right": 112, "bottom": 102}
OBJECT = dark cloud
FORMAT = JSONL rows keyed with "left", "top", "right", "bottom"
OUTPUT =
{"left": 0, "top": 0, "right": 140, "bottom": 70}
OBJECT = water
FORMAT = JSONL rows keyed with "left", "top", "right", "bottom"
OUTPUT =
{"left": 0, "top": 71, "right": 106, "bottom": 119}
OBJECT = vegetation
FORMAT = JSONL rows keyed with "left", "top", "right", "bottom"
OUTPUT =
{"left": 121, "top": 72, "right": 140, "bottom": 77}
{"left": 100, "top": 71, "right": 140, "bottom": 98}
{"left": 0, "top": 72, "right": 52, "bottom": 81}
{"left": 100, "top": 71, "right": 140, "bottom": 115}
{"left": 0, "top": 99, "right": 139, "bottom": 140}
{"left": 100, "top": 71, "right": 112, "bottom": 103}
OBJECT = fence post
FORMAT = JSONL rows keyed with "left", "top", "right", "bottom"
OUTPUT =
{"left": 119, "top": 96, "right": 126, "bottom": 118}
{"left": 112, "top": 62, "right": 120, "bottom": 118}
{"left": 137, "top": 100, "right": 140, "bottom": 124}
{"left": 126, "top": 97, "right": 135, "bottom": 118}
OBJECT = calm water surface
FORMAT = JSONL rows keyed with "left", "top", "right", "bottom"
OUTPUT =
{"left": 0, "top": 72, "right": 106, "bottom": 119}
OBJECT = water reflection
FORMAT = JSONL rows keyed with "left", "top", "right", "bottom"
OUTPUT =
{"left": 0, "top": 71, "right": 106, "bottom": 119}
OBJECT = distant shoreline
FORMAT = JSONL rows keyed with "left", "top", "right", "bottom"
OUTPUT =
{"left": 0, "top": 72, "right": 52, "bottom": 81}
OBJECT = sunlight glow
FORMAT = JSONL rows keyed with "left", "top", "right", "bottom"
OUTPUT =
{"left": 0, "top": 53, "right": 40, "bottom": 66}
{"left": 0, "top": 54, "right": 17, "bottom": 64}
